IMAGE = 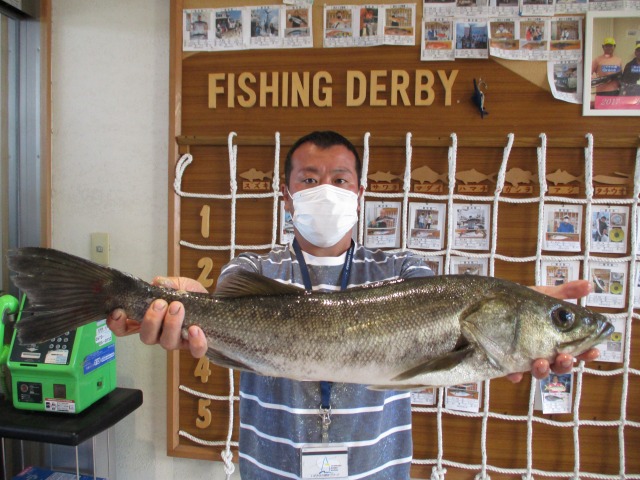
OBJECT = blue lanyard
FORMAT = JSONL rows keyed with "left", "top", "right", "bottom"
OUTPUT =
{"left": 291, "top": 238, "right": 354, "bottom": 409}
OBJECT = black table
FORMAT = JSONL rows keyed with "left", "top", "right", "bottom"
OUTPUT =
{"left": 0, "top": 387, "right": 143, "bottom": 446}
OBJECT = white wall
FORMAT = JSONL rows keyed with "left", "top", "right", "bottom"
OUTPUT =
{"left": 51, "top": 1, "right": 237, "bottom": 478}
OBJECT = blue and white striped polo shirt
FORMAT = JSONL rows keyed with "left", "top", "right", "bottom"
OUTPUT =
{"left": 217, "top": 243, "right": 433, "bottom": 479}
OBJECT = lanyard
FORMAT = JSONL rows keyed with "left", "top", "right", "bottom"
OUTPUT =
{"left": 291, "top": 238, "right": 355, "bottom": 442}
{"left": 291, "top": 238, "right": 354, "bottom": 293}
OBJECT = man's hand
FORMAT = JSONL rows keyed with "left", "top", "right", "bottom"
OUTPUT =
{"left": 106, "top": 276, "right": 209, "bottom": 359}
{"left": 506, "top": 279, "right": 599, "bottom": 383}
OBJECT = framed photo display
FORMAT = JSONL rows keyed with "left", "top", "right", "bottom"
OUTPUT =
{"left": 583, "top": 11, "right": 640, "bottom": 116}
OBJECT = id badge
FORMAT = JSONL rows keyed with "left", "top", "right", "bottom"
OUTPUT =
{"left": 300, "top": 445, "right": 349, "bottom": 479}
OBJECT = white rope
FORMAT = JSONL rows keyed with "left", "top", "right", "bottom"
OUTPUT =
{"left": 222, "top": 368, "right": 236, "bottom": 478}
{"left": 270, "top": 132, "right": 281, "bottom": 248}
{"left": 488, "top": 133, "right": 514, "bottom": 277}
{"left": 173, "top": 132, "right": 639, "bottom": 479}
{"left": 534, "top": 133, "right": 548, "bottom": 285}
{"left": 401, "top": 132, "right": 413, "bottom": 250}
{"left": 358, "top": 132, "right": 371, "bottom": 244}
{"left": 444, "top": 133, "right": 458, "bottom": 273}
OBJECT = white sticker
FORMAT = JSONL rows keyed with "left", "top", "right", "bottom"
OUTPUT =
{"left": 45, "top": 350, "right": 69, "bottom": 365}
{"left": 45, "top": 398, "right": 76, "bottom": 413}
{"left": 96, "top": 323, "right": 113, "bottom": 346}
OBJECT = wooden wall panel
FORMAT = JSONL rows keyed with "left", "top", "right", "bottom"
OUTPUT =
{"left": 168, "top": 1, "right": 639, "bottom": 477}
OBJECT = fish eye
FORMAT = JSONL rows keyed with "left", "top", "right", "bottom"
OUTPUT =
{"left": 552, "top": 306, "right": 575, "bottom": 331}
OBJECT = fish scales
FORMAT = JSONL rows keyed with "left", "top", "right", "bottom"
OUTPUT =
{"left": 7, "top": 248, "right": 613, "bottom": 389}
{"left": 187, "top": 279, "right": 469, "bottom": 381}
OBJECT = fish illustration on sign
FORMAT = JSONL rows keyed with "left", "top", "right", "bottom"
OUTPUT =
{"left": 411, "top": 165, "right": 448, "bottom": 184}
{"left": 8, "top": 247, "right": 613, "bottom": 389}
{"left": 504, "top": 168, "right": 538, "bottom": 187}
{"left": 368, "top": 171, "right": 402, "bottom": 183}
{"left": 239, "top": 168, "right": 273, "bottom": 182}
{"left": 456, "top": 169, "right": 497, "bottom": 185}
{"left": 592, "top": 172, "right": 630, "bottom": 185}
{"left": 546, "top": 169, "right": 584, "bottom": 186}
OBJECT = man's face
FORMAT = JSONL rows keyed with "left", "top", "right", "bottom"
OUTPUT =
{"left": 635, "top": 48, "right": 640, "bottom": 61}
{"left": 603, "top": 44, "right": 615, "bottom": 56}
{"left": 283, "top": 142, "right": 362, "bottom": 213}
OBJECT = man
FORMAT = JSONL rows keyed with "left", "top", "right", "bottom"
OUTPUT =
{"left": 108, "top": 131, "right": 597, "bottom": 479}
{"left": 620, "top": 41, "right": 640, "bottom": 95}
{"left": 557, "top": 215, "right": 575, "bottom": 233}
{"left": 591, "top": 37, "right": 623, "bottom": 96}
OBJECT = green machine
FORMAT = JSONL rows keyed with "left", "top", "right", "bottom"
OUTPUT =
{"left": 0, "top": 293, "right": 117, "bottom": 414}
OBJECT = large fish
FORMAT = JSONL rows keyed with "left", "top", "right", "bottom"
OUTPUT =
{"left": 7, "top": 248, "right": 613, "bottom": 389}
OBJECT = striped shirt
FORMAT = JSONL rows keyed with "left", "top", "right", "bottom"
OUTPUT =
{"left": 218, "top": 243, "right": 433, "bottom": 479}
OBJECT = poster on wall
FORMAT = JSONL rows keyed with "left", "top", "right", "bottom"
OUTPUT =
{"left": 408, "top": 203, "right": 446, "bottom": 250}
{"left": 583, "top": 11, "right": 640, "bottom": 116}
{"left": 540, "top": 260, "right": 581, "bottom": 303}
{"left": 537, "top": 372, "right": 573, "bottom": 414}
{"left": 549, "top": 16, "right": 583, "bottom": 60}
{"left": 183, "top": 9, "right": 216, "bottom": 50}
{"left": 453, "top": 203, "right": 491, "bottom": 250}
{"left": 590, "top": 205, "right": 629, "bottom": 254}
{"left": 595, "top": 315, "right": 625, "bottom": 363}
{"left": 411, "top": 387, "right": 437, "bottom": 405}
{"left": 543, "top": 204, "right": 582, "bottom": 252}
{"left": 449, "top": 256, "right": 489, "bottom": 275}
{"left": 455, "top": 18, "right": 489, "bottom": 58}
{"left": 445, "top": 383, "right": 481, "bottom": 412}
{"left": 587, "top": 260, "right": 628, "bottom": 308}
{"left": 365, "top": 201, "right": 402, "bottom": 248}
{"left": 421, "top": 18, "right": 455, "bottom": 61}
{"left": 279, "top": 201, "right": 294, "bottom": 245}
{"left": 548, "top": 59, "right": 583, "bottom": 103}
{"left": 424, "top": 256, "right": 444, "bottom": 275}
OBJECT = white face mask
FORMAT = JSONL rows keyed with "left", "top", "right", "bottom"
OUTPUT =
{"left": 289, "top": 184, "right": 359, "bottom": 248}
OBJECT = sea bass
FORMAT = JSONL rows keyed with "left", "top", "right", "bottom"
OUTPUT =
{"left": 7, "top": 248, "right": 613, "bottom": 389}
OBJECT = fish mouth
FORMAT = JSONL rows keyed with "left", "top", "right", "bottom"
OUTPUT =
{"left": 558, "top": 318, "right": 615, "bottom": 351}
{"left": 596, "top": 320, "right": 616, "bottom": 341}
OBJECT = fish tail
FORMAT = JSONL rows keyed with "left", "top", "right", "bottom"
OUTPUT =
{"left": 7, "top": 247, "right": 143, "bottom": 344}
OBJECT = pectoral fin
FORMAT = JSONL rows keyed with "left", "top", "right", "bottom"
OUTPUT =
{"left": 390, "top": 344, "right": 475, "bottom": 382}
{"left": 206, "top": 348, "right": 258, "bottom": 373}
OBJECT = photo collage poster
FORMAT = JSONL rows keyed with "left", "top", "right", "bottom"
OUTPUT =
{"left": 323, "top": 4, "right": 417, "bottom": 48}
{"left": 183, "top": 5, "right": 313, "bottom": 51}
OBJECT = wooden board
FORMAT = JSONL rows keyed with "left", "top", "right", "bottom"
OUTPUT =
{"left": 168, "top": 1, "right": 640, "bottom": 477}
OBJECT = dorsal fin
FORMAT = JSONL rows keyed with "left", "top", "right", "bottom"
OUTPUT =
{"left": 215, "top": 269, "right": 306, "bottom": 298}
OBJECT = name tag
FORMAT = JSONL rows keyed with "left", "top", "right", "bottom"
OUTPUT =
{"left": 301, "top": 445, "right": 349, "bottom": 479}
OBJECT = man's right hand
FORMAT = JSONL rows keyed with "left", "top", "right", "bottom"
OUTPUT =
{"left": 106, "top": 276, "right": 209, "bottom": 359}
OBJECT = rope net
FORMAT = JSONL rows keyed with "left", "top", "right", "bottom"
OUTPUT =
{"left": 173, "top": 132, "right": 639, "bottom": 480}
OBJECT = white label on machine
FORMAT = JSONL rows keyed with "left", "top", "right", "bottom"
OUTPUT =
{"left": 45, "top": 398, "right": 76, "bottom": 413}
{"left": 45, "top": 350, "right": 69, "bottom": 364}
{"left": 95, "top": 321, "right": 113, "bottom": 346}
